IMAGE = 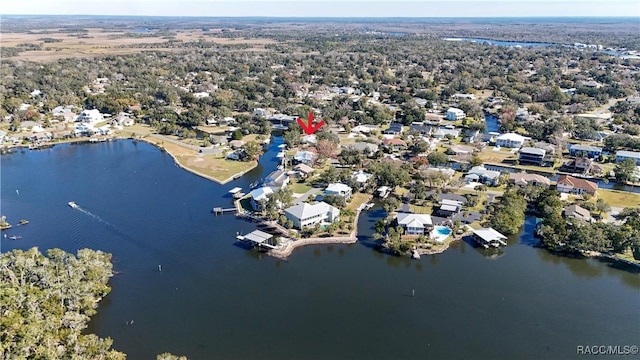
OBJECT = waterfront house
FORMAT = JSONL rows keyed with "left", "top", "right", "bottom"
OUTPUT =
{"left": 76, "top": 109, "right": 103, "bottom": 124}
{"left": 382, "top": 138, "right": 408, "bottom": 151}
{"left": 615, "top": 150, "right": 640, "bottom": 165}
{"left": 472, "top": 228, "right": 508, "bottom": 248}
{"left": 269, "top": 114, "right": 298, "bottom": 130}
{"left": 556, "top": 175, "right": 598, "bottom": 196}
{"left": 112, "top": 112, "right": 135, "bottom": 127}
{"left": 284, "top": 201, "right": 340, "bottom": 229}
{"left": 294, "top": 150, "right": 317, "bottom": 165}
{"left": 495, "top": 133, "right": 526, "bottom": 148}
{"left": 446, "top": 107, "right": 465, "bottom": 121}
{"left": 264, "top": 170, "right": 290, "bottom": 189}
{"left": 563, "top": 157, "right": 601, "bottom": 175}
{"left": 325, "top": 183, "right": 352, "bottom": 200}
{"left": 569, "top": 144, "right": 603, "bottom": 159}
{"left": 563, "top": 205, "right": 592, "bottom": 222}
{"left": 518, "top": 147, "right": 546, "bottom": 166}
{"left": 532, "top": 141, "right": 556, "bottom": 155}
{"left": 508, "top": 173, "right": 551, "bottom": 187}
{"left": 249, "top": 187, "right": 274, "bottom": 211}
{"left": 396, "top": 213, "right": 433, "bottom": 236}
{"left": 226, "top": 150, "right": 244, "bottom": 161}
{"left": 463, "top": 129, "right": 481, "bottom": 143}
{"left": 466, "top": 166, "right": 501, "bottom": 186}
{"left": 383, "top": 122, "right": 404, "bottom": 135}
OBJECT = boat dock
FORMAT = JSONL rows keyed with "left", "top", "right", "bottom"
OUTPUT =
{"left": 228, "top": 187, "right": 245, "bottom": 199}
{"left": 213, "top": 207, "right": 236, "bottom": 215}
{"left": 236, "top": 230, "right": 277, "bottom": 250}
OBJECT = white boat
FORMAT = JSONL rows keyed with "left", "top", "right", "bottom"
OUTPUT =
{"left": 68, "top": 201, "right": 78, "bottom": 208}
{"left": 229, "top": 187, "right": 243, "bottom": 194}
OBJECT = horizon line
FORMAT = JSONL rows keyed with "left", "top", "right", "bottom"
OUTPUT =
{"left": 4, "top": 14, "right": 640, "bottom": 18}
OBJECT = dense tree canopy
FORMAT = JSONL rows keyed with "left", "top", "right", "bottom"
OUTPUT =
{"left": 0, "top": 247, "right": 125, "bottom": 359}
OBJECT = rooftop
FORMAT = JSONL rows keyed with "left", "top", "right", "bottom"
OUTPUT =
{"left": 473, "top": 227, "right": 507, "bottom": 242}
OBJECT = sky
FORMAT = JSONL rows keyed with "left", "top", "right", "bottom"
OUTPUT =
{"left": 2, "top": 0, "right": 639, "bottom": 17}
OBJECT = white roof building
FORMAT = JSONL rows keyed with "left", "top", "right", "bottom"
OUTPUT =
{"left": 446, "top": 107, "right": 466, "bottom": 120}
{"left": 352, "top": 170, "right": 372, "bottom": 184}
{"left": 249, "top": 186, "right": 274, "bottom": 211}
{"left": 396, "top": 213, "right": 433, "bottom": 235}
{"left": 496, "top": 133, "right": 527, "bottom": 148}
{"left": 76, "top": 109, "right": 104, "bottom": 124}
{"left": 472, "top": 227, "right": 508, "bottom": 248}
{"left": 284, "top": 201, "right": 340, "bottom": 229}
{"left": 325, "top": 183, "right": 352, "bottom": 199}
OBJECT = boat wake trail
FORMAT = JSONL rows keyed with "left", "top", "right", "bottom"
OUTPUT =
{"left": 72, "top": 205, "right": 122, "bottom": 233}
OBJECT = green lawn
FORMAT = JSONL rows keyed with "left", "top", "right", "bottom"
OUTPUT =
{"left": 597, "top": 189, "right": 640, "bottom": 209}
{"left": 346, "top": 192, "right": 373, "bottom": 211}
{"left": 408, "top": 203, "right": 433, "bottom": 214}
{"left": 290, "top": 181, "right": 313, "bottom": 194}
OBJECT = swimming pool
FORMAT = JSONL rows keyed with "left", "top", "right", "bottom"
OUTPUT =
{"left": 431, "top": 226, "right": 452, "bottom": 242}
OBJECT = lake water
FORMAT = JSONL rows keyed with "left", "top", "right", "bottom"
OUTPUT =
{"left": 1, "top": 139, "right": 639, "bottom": 359}
{"left": 444, "top": 37, "right": 558, "bottom": 48}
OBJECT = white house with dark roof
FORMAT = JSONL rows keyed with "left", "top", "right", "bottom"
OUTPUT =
{"left": 396, "top": 213, "right": 433, "bottom": 235}
{"left": 284, "top": 201, "right": 340, "bottom": 229}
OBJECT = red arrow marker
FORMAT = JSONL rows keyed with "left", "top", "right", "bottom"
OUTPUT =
{"left": 296, "top": 112, "right": 325, "bottom": 135}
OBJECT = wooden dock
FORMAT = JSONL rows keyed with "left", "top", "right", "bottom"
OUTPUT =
{"left": 213, "top": 207, "right": 236, "bottom": 215}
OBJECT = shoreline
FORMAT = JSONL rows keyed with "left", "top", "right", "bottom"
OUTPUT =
{"left": 2, "top": 134, "right": 257, "bottom": 186}
{"left": 268, "top": 209, "right": 363, "bottom": 259}
{"left": 136, "top": 136, "right": 258, "bottom": 185}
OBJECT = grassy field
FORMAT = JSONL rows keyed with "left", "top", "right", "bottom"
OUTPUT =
{"left": 597, "top": 189, "right": 640, "bottom": 208}
{"left": 346, "top": 192, "right": 373, "bottom": 212}
{"left": 144, "top": 137, "right": 256, "bottom": 184}
{"left": 289, "top": 181, "right": 313, "bottom": 194}
{"left": 476, "top": 147, "right": 516, "bottom": 163}
{"left": 3, "top": 28, "right": 277, "bottom": 62}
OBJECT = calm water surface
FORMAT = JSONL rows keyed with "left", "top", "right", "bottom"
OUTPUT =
{"left": 1, "top": 139, "right": 638, "bottom": 359}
